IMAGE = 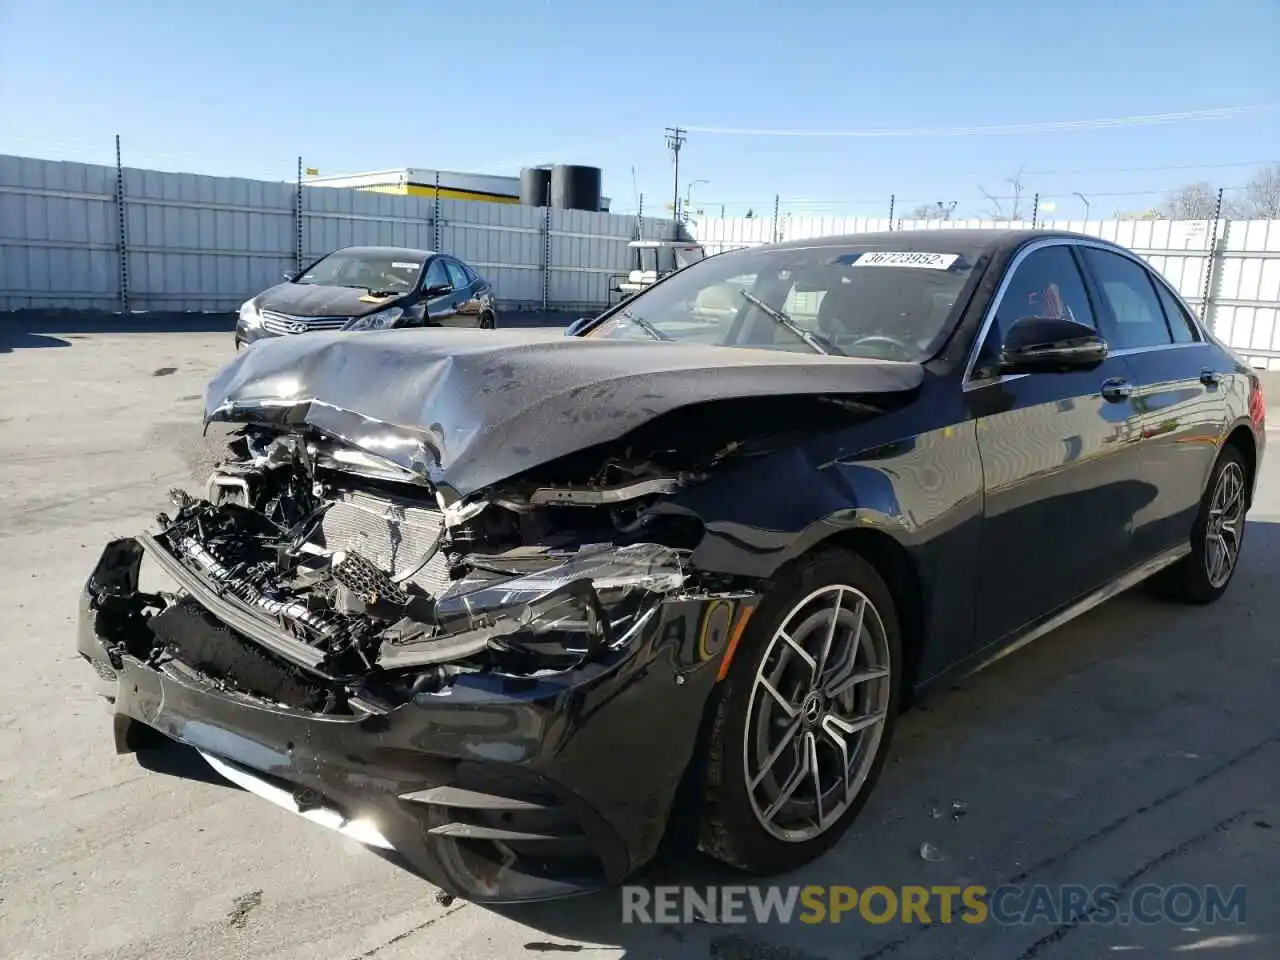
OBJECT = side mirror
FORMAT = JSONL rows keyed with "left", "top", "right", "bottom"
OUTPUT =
{"left": 424, "top": 282, "right": 453, "bottom": 296}
{"left": 564, "top": 316, "right": 594, "bottom": 337}
{"left": 282, "top": 271, "right": 297, "bottom": 282}
{"left": 999, "top": 316, "right": 1108, "bottom": 374}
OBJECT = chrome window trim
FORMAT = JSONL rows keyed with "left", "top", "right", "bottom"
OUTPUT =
{"left": 961, "top": 236, "right": 1207, "bottom": 393}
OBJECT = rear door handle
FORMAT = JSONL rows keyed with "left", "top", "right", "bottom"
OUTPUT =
{"left": 1100, "top": 378, "right": 1134, "bottom": 402}
{"left": 1200, "top": 368, "right": 1221, "bottom": 386}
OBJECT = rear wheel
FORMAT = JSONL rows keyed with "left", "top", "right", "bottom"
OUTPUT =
{"left": 479, "top": 311, "right": 496, "bottom": 330}
{"left": 1150, "top": 445, "right": 1249, "bottom": 604}
{"left": 698, "top": 550, "right": 902, "bottom": 874}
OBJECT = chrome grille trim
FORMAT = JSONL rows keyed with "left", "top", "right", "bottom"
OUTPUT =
{"left": 260, "top": 310, "right": 351, "bottom": 336}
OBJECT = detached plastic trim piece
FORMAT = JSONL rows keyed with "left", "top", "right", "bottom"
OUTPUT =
{"left": 138, "top": 532, "right": 329, "bottom": 673}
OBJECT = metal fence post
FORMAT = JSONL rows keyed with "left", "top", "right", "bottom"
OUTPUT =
{"left": 541, "top": 203, "right": 552, "bottom": 311}
{"left": 114, "top": 135, "right": 130, "bottom": 314}
{"left": 888, "top": 194, "right": 895, "bottom": 229}
{"left": 432, "top": 171, "right": 442, "bottom": 251}
{"left": 295, "top": 157, "right": 303, "bottom": 274}
{"left": 1199, "top": 187, "right": 1225, "bottom": 326}
{"left": 771, "top": 194, "right": 780, "bottom": 243}
{"left": 1031, "top": 193, "right": 1040, "bottom": 229}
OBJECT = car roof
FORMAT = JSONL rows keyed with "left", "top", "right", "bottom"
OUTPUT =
{"left": 334, "top": 245, "right": 437, "bottom": 259}
{"left": 760, "top": 228, "right": 1124, "bottom": 260}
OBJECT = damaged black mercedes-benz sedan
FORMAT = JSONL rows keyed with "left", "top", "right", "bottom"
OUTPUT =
{"left": 79, "top": 230, "right": 1265, "bottom": 902}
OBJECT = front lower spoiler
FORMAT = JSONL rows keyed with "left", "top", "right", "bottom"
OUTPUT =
{"left": 78, "top": 538, "right": 758, "bottom": 902}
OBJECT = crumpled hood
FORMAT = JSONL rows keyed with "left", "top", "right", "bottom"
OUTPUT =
{"left": 205, "top": 327, "right": 924, "bottom": 497}
{"left": 254, "top": 283, "right": 406, "bottom": 318}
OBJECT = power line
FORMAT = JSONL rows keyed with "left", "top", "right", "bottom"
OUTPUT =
{"left": 682, "top": 104, "right": 1277, "bottom": 138}
{"left": 1020, "top": 159, "right": 1277, "bottom": 177}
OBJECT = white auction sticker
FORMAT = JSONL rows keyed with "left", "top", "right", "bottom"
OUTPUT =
{"left": 852, "top": 251, "right": 959, "bottom": 269}
{"left": 392, "top": 261, "right": 420, "bottom": 270}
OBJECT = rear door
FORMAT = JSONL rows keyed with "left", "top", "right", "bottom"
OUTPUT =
{"left": 1077, "top": 246, "right": 1230, "bottom": 558}
{"left": 966, "top": 240, "right": 1145, "bottom": 645}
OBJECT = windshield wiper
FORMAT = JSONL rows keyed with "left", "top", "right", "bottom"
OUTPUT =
{"left": 740, "top": 291, "right": 830, "bottom": 355}
{"left": 619, "top": 308, "right": 672, "bottom": 342}
{"left": 365, "top": 289, "right": 402, "bottom": 297}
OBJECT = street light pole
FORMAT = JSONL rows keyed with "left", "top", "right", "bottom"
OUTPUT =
{"left": 1074, "top": 192, "right": 1091, "bottom": 219}
{"left": 684, "top": 179, "right": 709, "bottom": 222}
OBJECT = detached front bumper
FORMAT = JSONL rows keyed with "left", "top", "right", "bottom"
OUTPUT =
{"left": 78, "top": 539, "right": 755, "bottom": 903}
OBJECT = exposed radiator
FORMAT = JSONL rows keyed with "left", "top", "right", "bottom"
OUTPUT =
{"left": 314, "top": 488, "right": 451, "bottom": 596}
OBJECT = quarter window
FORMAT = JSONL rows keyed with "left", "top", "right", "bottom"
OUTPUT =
{"left": 973, "top": 244, "right": 1096, "bottom": 377}
{"left": 1151, "top": 276, "right": 1200, "bottom": 343}
{"left": 1080, "top": 248, "right": 1173, "bottom": 350}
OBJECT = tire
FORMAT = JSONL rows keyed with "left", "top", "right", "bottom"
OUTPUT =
{"left": 1149, "top": 444, "right": 1249, "bottom": 604}
{"left": 697, "top": 549, "right": 903, "bottom": 874}
{"left": 479, "top": 311, "right": 496, "bottom": 330}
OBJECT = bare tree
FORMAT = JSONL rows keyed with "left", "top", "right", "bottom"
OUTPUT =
{"left": 1160, "top": 181, "right": 1221, "bottom": 219}
{"left": 1236, "top": 164, "right": 1280, "bottom": 219}
{"left": 1114, "top": 208, "right": 1165, "bottom": 220}
{"left": 979, "top": 167, "right": 1027, "bottom": 221}
{"left": 906, "top": 201, "right": 958, "bottom": 220}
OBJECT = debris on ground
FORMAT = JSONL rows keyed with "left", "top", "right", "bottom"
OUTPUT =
{"left": 227, "top": 889, "right": 263, "bottom": 928}
{"left": 919, "top": 842, "right": 946, "bottom": 862}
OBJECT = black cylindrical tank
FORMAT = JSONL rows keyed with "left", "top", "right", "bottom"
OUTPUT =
{"left": 519, "top": 167, "right": 551, "bottom": 206}
{"left": 549, "top": 165, "right": 602, "bottom": 212}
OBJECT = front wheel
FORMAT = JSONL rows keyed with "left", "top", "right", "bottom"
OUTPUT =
{"left": 698, "top": 549, "right": 902, "bottom": 874}
{"left": 1150, "top": 444, "right": 1249, "bottom": 604}
{"left": 478, "top": 311, "right": 496, "bottom": 330}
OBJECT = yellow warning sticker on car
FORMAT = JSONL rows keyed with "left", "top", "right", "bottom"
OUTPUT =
{"left": 852, "top": 251, "right": 959, "bottom": 269}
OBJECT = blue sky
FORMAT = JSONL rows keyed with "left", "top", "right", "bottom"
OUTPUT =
{"left": 1, "top": 0, "right": 1276, "bottom": 218}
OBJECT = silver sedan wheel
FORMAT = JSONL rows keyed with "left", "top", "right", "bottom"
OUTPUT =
{"left": 1205, "top": 461, "right": 1246, "bottom": 589}
{"left": 743, "top": 584, "right": 892, "bottom": 843}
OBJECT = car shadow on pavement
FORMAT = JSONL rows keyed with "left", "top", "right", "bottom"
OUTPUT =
{"left": 133, "top": 742, "right": 243, "bottom": 790}
{"left": 0, "top": 328, "right": 72, "bottom": 352}
{"left": 477, "top": 519, "right": 1280, "bottom": 959}
{"left": 0, "top": 307, "right": 583, "bottom": 341}
{"left": 0, "top": 308, "right": 238, "bottom": 337}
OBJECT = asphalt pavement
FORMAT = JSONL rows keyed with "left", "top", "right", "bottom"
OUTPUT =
{"left": 1, "top": 324, "right": 1277, "bottom": 960}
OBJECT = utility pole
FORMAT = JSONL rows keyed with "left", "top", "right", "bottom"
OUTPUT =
{"left": 665, "top": 127, "right": 686, "bottom": 225}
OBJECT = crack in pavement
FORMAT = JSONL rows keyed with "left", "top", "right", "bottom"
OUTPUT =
{"left": 850, "top": 733, "right": 1279, "bottom": 960}
{"left": 1013, "top": 808, "right": 1254, "bottom": 959}
{"left": 346, "top": 901, "right": 469, "bottom": 959}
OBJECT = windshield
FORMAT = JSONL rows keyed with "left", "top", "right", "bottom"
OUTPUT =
{"left": 584, "top": 244, "right": 977, "bottom": 361}
{"left": 295, "top": 250, "right": 424, "bottom": 293}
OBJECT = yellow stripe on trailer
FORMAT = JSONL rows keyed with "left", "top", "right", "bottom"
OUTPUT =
{"left": 396, "top": 184, "right": 521, "bottom": 204}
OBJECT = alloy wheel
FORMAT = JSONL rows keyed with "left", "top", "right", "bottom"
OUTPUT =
{"left": 743, "top": 584, "right": 893, "bottom": 843}
{"left": 1205, "top": 461, "right": 1246, "bottom": 589}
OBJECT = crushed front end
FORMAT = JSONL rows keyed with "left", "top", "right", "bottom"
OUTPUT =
{"left": 78, "top": 424, "right": 760, "bottom": 902}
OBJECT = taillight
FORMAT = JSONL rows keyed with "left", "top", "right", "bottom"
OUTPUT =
{"left": 1248, "top": 373, "right": 1266, "bottom": 429}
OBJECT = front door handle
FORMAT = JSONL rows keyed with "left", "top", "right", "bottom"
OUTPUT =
{"left": 1200, "top": 368, "right": 1221, "bottom": 386}
{"left": 1100, "top": 378, "right": 1134, "bottom": 402}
